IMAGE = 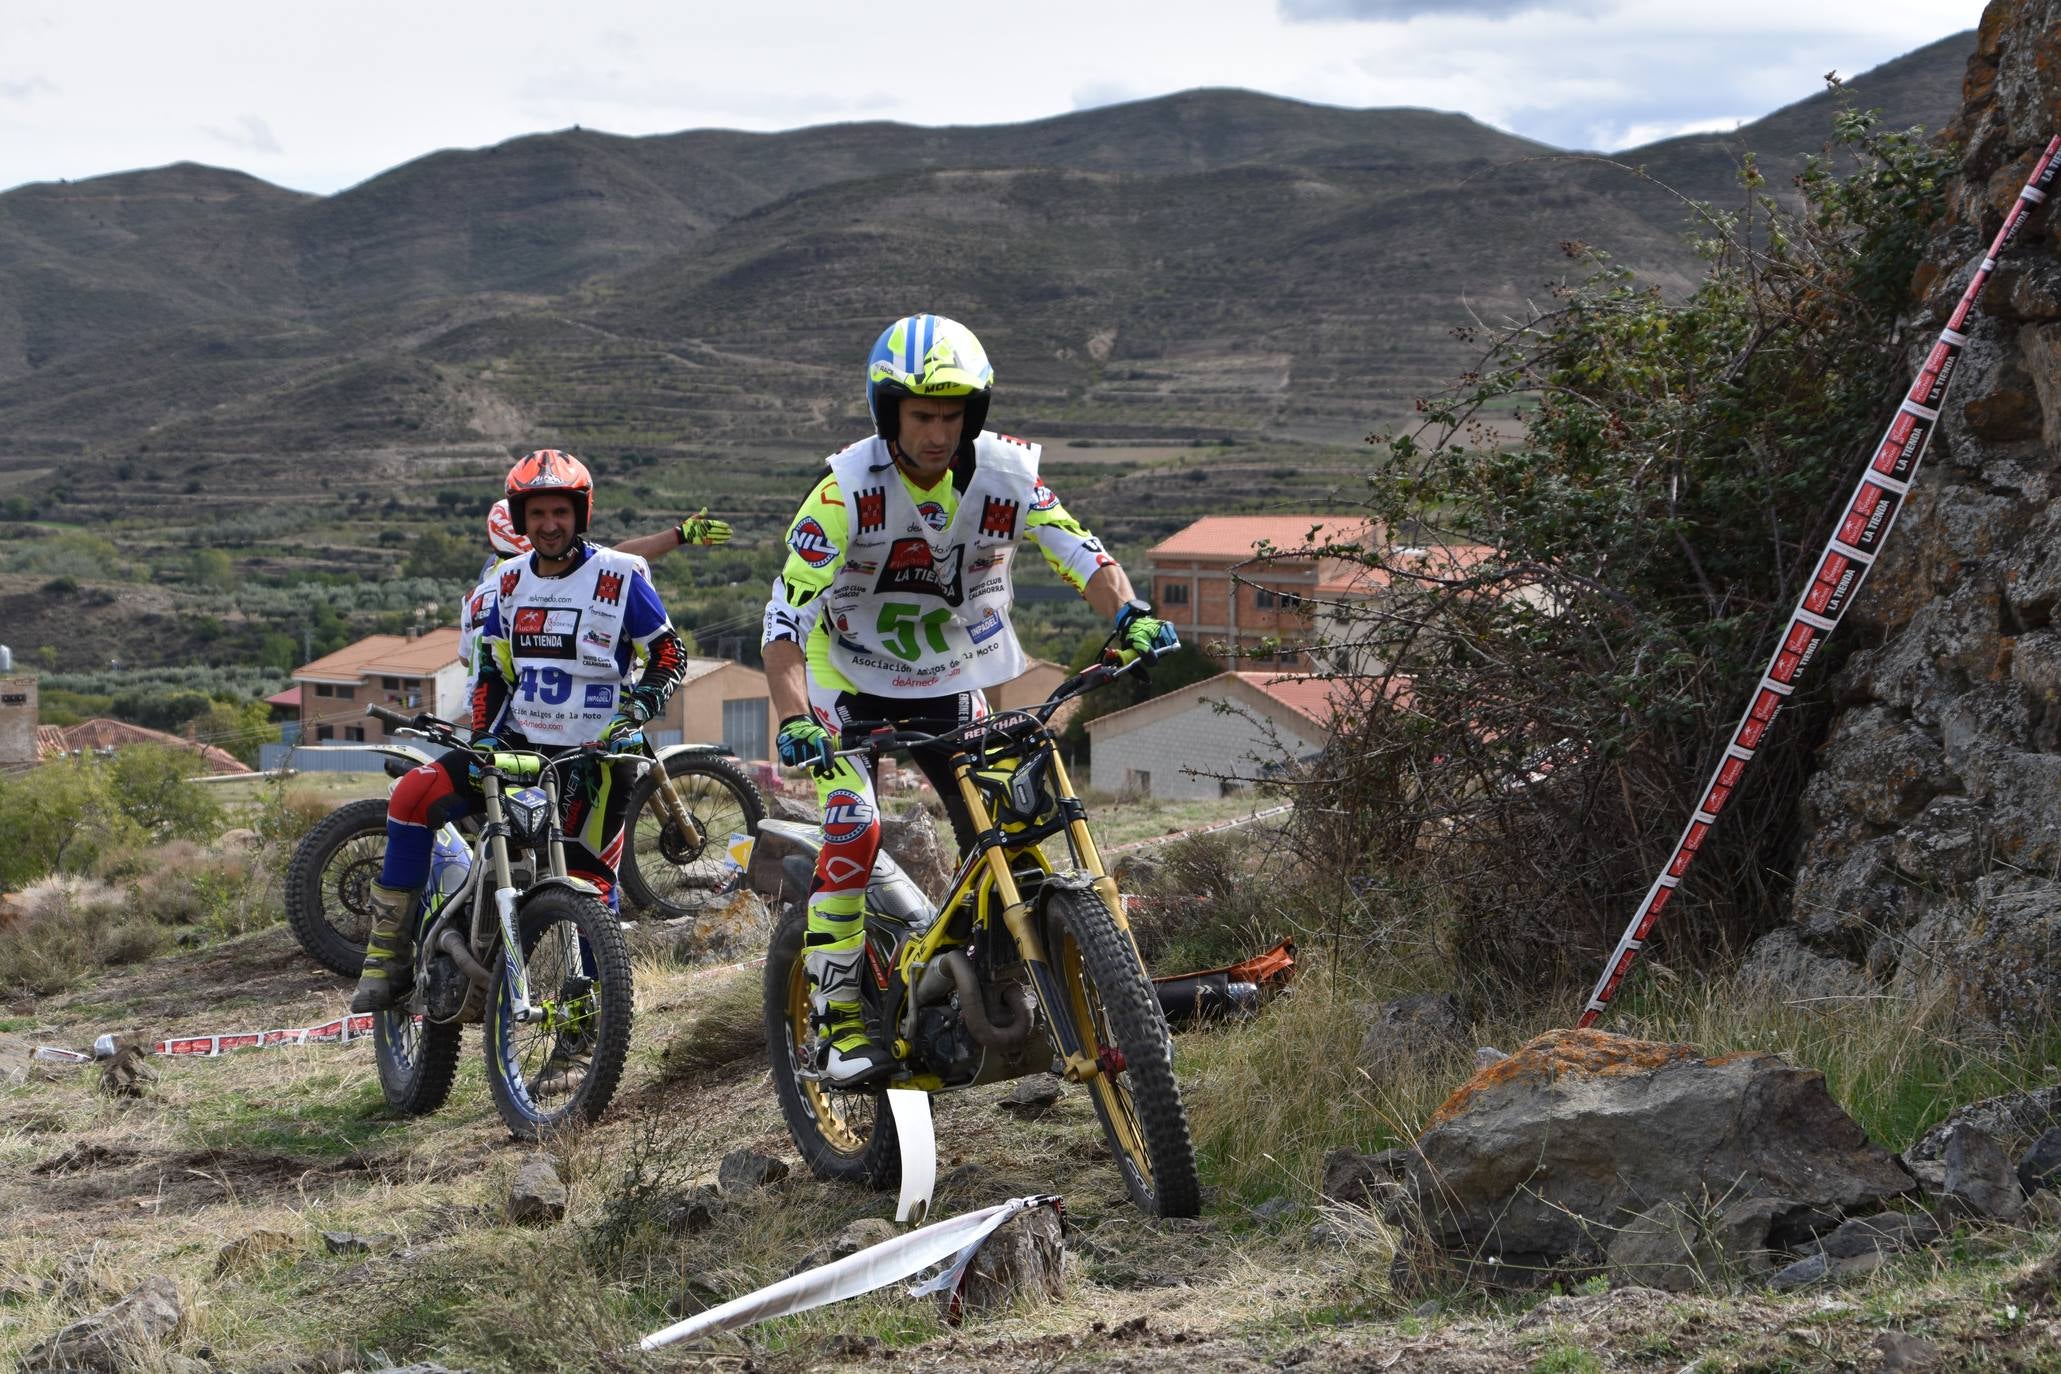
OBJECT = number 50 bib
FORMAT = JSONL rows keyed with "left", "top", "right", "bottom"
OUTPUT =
{"left": 822, "top": 433, "right": 1036, "bottom": 695}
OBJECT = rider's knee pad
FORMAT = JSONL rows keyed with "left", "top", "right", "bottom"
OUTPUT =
{"left": 389, "top": 762, "right": 455, "bottom": 828}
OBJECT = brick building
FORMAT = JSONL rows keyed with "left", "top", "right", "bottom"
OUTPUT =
{"left": 1144, "top": 517, "right": 1375, "bottom": 669}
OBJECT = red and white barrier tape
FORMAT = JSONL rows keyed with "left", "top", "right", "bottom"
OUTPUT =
{"left": 33, "top": 1012, "right": 375, "bottom": 1064}
{"left": 154, "top": 1013, "right": 376, "bottom": 1056}
{"left": 639, "top": 1194, "right": 1061, "bottom": 1350}
{"left": 1579, "top": 135, "right": 2061, "bottom": 1028}
{"left": 1103, "top": 803, "right": 1292, "bottom": 855}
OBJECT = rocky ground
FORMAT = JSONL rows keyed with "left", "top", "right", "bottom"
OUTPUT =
{"left": 4, "top": 907, "right": 2061, "bottom": 1373}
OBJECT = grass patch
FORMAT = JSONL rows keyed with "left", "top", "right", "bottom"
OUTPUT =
{"left": 183, "top": 1071, "right": 417, "bottom": 1161}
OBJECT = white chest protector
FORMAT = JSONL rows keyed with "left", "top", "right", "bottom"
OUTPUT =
{"left": 493, "top": 546, "right": 643, "bottom": 745}
{"left": 822, "top": 432, "right": 1038, "bottom": 695}
{"left": 460, "top": 573, "right": 498, "bottom": 674}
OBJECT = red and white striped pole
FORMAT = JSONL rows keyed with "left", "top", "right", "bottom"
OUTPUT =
{"left": 1579, "top": 135, "right": 2060, "bottom": 1028}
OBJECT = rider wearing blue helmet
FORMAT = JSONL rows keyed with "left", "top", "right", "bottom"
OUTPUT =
{"left": 760, "top": 314, "right": 1177, "bottom": 1085}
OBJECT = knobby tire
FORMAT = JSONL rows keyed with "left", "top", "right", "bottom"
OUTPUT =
{"left": 484, "top": 887, "right": 635, "bottom": 1140}
{"left": 620, "top": 753, "right": 766, "bottom": 919}
{"left": 285, "top": 797, "right": 390, "bottom": 978}
{"left": 1046, "top": 886, "right": 1201, "bottom": 1217}
{"left": 764, "top": 905, "right": 899, "bottom": 1185}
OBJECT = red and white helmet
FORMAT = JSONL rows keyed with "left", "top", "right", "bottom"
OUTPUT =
{"left": 505, "top": 449, "right": 594, "bottom": 535}
{"left": 486, "top": 499, "right": 531, "bottom": 557}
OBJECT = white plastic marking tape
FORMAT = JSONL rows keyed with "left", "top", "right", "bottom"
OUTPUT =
{"left": 639, "top": 1194, "right": 1062, "bottom": 1351}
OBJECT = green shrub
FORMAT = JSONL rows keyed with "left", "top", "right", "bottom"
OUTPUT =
{"left": 1305, "top": 109, "right": 1956, "bottom": 987}
{"left": 0, "top": 746, "right": 225, "bottom": 888}
{"left": 108, "top": 743, "right": 226, "bottom": 841}
{"left": 0, "top": 758, "right": 141, "bottom": 888}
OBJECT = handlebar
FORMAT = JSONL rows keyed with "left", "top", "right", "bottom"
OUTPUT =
{"left": 829, "top": 645, "right": 1159, "bottom": 763}
{"left": 363, "top": 705, "right": 651, "bottom": 777}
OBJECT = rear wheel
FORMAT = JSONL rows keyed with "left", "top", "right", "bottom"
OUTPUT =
{"left": 620, "top": 753, "right": 765, "bottom": 919}
{"left": 285, "top": 798, "right": 389, "bottom": 977}
{"left": 1045, "top": 887, "right": 1201, "bottom": 1217}
{"left": 484, "top": 887, "right": 635, "bottom": 1139}
{"left": 373, "top": 1008, "right": 462, "bottom": 1117}
{"left": 764, "top": 905, "right": 899, "bottom": 1186}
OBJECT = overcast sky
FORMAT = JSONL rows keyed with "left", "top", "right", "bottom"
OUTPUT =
{"left": 2, "top": 0, "right": 1983, "bottom": 197}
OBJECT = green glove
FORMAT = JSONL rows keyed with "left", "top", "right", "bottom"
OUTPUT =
{"left": 1115, "top": 599, "right": 1180, "bottom": 658}
{"left": 777, "top": 714, "right": 836, "bottom": 775}
{"left": 678, "top": 508, "right": 733, "bottom": 546}
{"left": 598, "top": 714, "right": 645, "bottom": 751}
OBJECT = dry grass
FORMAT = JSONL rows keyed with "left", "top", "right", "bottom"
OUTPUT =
{"left": 8, "top": 874, "right": 2061, "bottom": 1371}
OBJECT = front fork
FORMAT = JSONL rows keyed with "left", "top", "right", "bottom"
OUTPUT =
{"left": 951, "top": 762, "right": 1107, "bottom": 1085}
{"left": 478, "top": 771, "right": 540, "bottom": 1024}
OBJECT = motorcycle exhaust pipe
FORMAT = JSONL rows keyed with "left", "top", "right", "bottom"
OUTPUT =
{"left": 916, "top": 951, "right": 1035, "bottom": 1050}
{"left": 437, "top": 928, "right": 492, "bottom": 986}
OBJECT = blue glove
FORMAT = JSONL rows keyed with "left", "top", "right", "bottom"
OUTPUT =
{"left": 1114, "top": 600, "right": 1180, "bottom": 658}
{"left": 466, "top": 734, "right": 503, "bottom": 784}
{"left": 777, "top": 714, "right": 836, "bottom": 775}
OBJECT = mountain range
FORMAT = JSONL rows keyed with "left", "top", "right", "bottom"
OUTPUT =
{"left": 0, "top": 33, "right": 1973, "bottom": 470}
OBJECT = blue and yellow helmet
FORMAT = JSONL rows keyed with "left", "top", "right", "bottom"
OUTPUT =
{"left": 865, "top": 314, "right": 994, "bottom": 450}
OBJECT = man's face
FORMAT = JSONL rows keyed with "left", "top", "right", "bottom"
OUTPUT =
{"left": 523, "top": 493, "right": 578, "bottom": 559}
{"left": 895, "top": 397, "right": 967, "bottom": 483}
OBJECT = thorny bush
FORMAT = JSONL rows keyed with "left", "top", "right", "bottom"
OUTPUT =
{"left": 1278, "top": 108, "right": 1955, "bottom": 989}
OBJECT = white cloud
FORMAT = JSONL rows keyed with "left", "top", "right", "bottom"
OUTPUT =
{"left": 203, "top": 114, "right": 282, "bottom": 156}
{"left": 0, "top": 0, "right": 1986, "bottom": 195}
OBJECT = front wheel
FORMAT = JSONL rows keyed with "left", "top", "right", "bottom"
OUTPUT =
{"left": 484, "top": 887, "right": 635, "bottom": 1139}
{"left": 284, "top": 797, "right": 390, "bottom": 977}
{"left": 1045, "top": 887, "right": 1201, "bottom": 1217}
{"left": 620, "top": 753, "right": 766, "bottom": 919}
{"left": 764, "top": 905, "right": 899, "bottom": 1186}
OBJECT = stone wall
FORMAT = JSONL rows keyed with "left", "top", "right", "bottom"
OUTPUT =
{"left": 1763, "top": 0, "right": 2061, "bottom": 1028}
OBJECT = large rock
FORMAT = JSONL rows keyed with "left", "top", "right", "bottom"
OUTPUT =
{"left": 1604, "top": 1197, "right": 1787, "bottom": 1292}
{"left": 1779, "top": 0, "right": 2061, "bottom": 1025}
{"left": 21, "top": 1275, "right": 183, "bottom": 1373}
{"left": 1905, "top": 1083, "right": 2061, "bottom": 1172}
{"left": 1357, "top": 994, "right": 1470, "bottom": 1076}
{"left": 878, "top": 805, "right": 955, "bottom": 903}
{"left": 1404, "top": 1029, "right": 1912, "bottom": 1274}
{"left": 746, "top": 797, "right": 956, "bottom": 906}
{"left": 1942, "top": 1124, "right": 2025, "bottom": 1220}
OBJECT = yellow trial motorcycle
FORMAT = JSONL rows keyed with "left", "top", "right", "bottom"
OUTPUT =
{"left": 763, "top": 648, "right": 1200, "bottom": 1218}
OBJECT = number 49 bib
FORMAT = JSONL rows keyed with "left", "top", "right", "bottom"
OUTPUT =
{"left": 495, "top": 547, "right": 639, "bottom": 744}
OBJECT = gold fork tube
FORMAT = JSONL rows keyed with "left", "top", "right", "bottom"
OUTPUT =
{"left": 1046, "top": 752, "right": 1130, "bottom": 934}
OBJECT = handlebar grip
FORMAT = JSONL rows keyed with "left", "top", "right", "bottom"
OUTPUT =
{"left": 365, "top": 704, "right": 413, "bottom": 728}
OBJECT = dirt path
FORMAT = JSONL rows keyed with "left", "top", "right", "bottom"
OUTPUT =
{"left": 6, "top": 927, "right": 2059, "bottom": 1373}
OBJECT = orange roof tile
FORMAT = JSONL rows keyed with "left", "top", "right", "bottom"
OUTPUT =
{"left": 53, "top": 719, "right": 251, "bottom": 774}
{"left": 1313, "top": 542, "right": 1501, "bottom": 597}
{"left": 1234, "top": 673, "right": 1350, "bottom": 727}
{"left": 296, "top": 628, "right": 463, "bottom": 682}
{"left": 1149, "top": 516, "right": 1376, "bottom": 562}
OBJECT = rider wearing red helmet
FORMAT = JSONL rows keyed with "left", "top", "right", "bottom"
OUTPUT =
{"left": 351, "top": 450, "right": 693, "bottom": 1013}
